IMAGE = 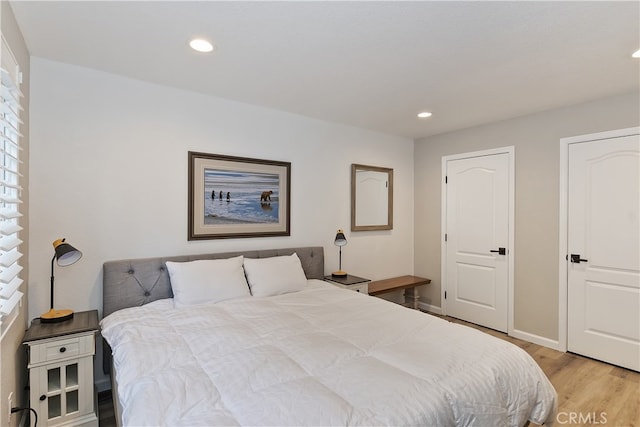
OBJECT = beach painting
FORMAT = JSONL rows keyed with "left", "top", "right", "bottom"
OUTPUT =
{"left": 203, "top": 170, "right": 280, "bottom": 225}
{"left": 189, "top": 152, "right": 290, "bottom": 240}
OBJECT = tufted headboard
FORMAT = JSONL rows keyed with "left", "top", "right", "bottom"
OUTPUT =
{"left": 103, "top": 246, "right": 324, "bottom": 318}
{"left": 102, "top": 246, "right": 324, "bottom": 373}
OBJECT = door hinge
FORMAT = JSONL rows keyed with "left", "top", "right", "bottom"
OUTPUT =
{"left": 445, "top": 233, "right": 448, "bottom": 242}
{"left": 444, "top": 291, "right": 447, "bottom": 299}
{"left": 445, "top": 176, "right": 448, "bottom": 184}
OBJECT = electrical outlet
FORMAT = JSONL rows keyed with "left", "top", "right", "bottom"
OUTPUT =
{"left": 7, "top": 392, "right": 14, "bottom": 424}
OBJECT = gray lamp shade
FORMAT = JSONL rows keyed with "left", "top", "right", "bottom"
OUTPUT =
{"left": 334, "top": 230, "right": 347, "bottom": 247}
{"left": 54, "top": 240, "right": 82, "bottom": 266}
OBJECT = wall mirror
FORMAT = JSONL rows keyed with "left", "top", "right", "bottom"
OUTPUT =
{"left": 351, "top": 164, "right": 393, "bottom": 231}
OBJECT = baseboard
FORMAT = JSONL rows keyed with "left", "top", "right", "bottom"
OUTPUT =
{"left": 418, "top": 301, "right": 442, "bottom": 315}
{"left": 510, "top": 328, "right": 561, "bottom": 351}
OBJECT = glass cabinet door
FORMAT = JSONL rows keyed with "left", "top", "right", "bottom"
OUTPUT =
{"left": 34, "top": 358, "right": 87, "bottom": 425}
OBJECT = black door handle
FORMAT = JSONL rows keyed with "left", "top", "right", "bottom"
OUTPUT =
{"left": 490, "top": 247, "right": 506, "bottom": 255}
{"left": 570, "top": 254, "right": 588, "bottom": 263}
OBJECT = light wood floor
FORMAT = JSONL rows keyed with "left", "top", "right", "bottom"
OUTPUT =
{"left": 98, "top": 315, "right": 640, "bottom": 427}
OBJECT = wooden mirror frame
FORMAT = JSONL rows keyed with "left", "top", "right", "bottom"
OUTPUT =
{"left": 351, "top": 164, "right": 393, "bottom": 231}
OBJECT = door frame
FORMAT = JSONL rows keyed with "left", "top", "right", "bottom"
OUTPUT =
{"left": 558, "top": 126, "right": 640, "bottom": 352}
{"left": 441, "top": 146, "right": 515, "bottom": 334}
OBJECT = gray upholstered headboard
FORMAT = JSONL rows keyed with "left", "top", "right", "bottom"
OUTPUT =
{"left": 102, "top": 246, "right": 324, "bottom": 373}
{"left": 103, "top": 246, "right": 324, "bottom": 318}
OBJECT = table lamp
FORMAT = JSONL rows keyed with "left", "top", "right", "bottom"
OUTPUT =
{"left": 40, "top": 238, "right": 82, "bottom": 323}
{"left": 332, "top": 229, "right": 348, "bottom": 278}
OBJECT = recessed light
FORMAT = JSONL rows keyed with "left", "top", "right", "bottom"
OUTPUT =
{"left": 189, "top": 38, "right": 214, "bottom": 53}
{"left": 417, "top": 111, "right": 432, "bottom": 118}
{"left": 633, "top": 49, "right": 640, "bottom": 59}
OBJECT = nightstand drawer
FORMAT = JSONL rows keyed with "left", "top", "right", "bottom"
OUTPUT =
{"left": 28, "top": 334, "right": 95, "bottom": 365}
{"left": 348, "top": 282, "right": 369, "bottom": 294}
{"left": 323, "top": 275, "right": 370, "bottom": 294}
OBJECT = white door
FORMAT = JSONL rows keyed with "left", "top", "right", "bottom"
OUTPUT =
{"left": 443, "top": 149, "right": 513, "bottom": 332}
{"left": 567, "top": 132, "right": 640, "bottom": 371}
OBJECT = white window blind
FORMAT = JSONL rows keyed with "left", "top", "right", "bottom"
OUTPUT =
{"left": 0, "top": 35, "right": 24, "bottom": 334}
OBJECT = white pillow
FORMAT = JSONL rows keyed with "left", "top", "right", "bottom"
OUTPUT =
{"left": 166, "top": 256, "right": 250, "bottom": 307}
{"left": 243, "top": 253, "right": 307, "bottom": 297}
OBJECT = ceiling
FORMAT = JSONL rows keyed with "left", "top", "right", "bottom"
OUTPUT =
{"left": 9, "top": 1, "right": 640, "bottom": 139}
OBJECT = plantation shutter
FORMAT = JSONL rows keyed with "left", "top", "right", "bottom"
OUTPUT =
{"left": 0, "top": 35, "right": 24, "bottom": 332}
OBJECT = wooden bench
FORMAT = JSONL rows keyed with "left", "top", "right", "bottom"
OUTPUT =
{"left": 368, "top": 275, "right": 431, "bottom": 309}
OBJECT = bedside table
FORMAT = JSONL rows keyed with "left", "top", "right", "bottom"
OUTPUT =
{"left": 22, "top": 310, "right": 99, "bottom": 427}
{"left": 324, "top": 274, "right": 370, "bottom": 294}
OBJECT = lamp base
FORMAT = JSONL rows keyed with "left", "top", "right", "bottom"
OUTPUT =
{"left": 331, "top": 270, "right": 348, "bottom": 278}
{"left": 40, "top": 308, "right": 74, "bottom": 323}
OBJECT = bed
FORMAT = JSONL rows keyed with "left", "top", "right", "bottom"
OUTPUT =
{"left": 101, "top": 246, "right": 557, "bottom": 426}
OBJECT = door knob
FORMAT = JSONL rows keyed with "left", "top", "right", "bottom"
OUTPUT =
{"left": 570, "top": 254, "right": 588, "bottom": 263}
{"left": 490, "top": 247, "right": 506, "bottom": 255}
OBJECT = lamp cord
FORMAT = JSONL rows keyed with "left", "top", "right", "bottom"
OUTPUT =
{"left": 11, "top": 407, "right": 38, "bottom": 427}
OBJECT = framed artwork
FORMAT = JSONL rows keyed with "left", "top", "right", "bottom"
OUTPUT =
{"left": 188, "top": 151, "right": 291, "bottom": 240}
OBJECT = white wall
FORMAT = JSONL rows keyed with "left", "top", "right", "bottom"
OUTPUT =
{"left": 414, "top": 91, "right": 640, "bottom": 346}
{"left": 28, "top": 58, "right": 414, "bottom": 388}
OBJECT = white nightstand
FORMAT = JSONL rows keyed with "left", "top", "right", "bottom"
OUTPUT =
{"left": 22, "top": 310, "right": 99, "bottom": 427}
{"left": 324, "top": 274, "right": 370, "bottom": 294}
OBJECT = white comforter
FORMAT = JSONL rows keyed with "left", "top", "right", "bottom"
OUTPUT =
{"left": 101, "top": 280, "right": 556, "bottom": 426}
